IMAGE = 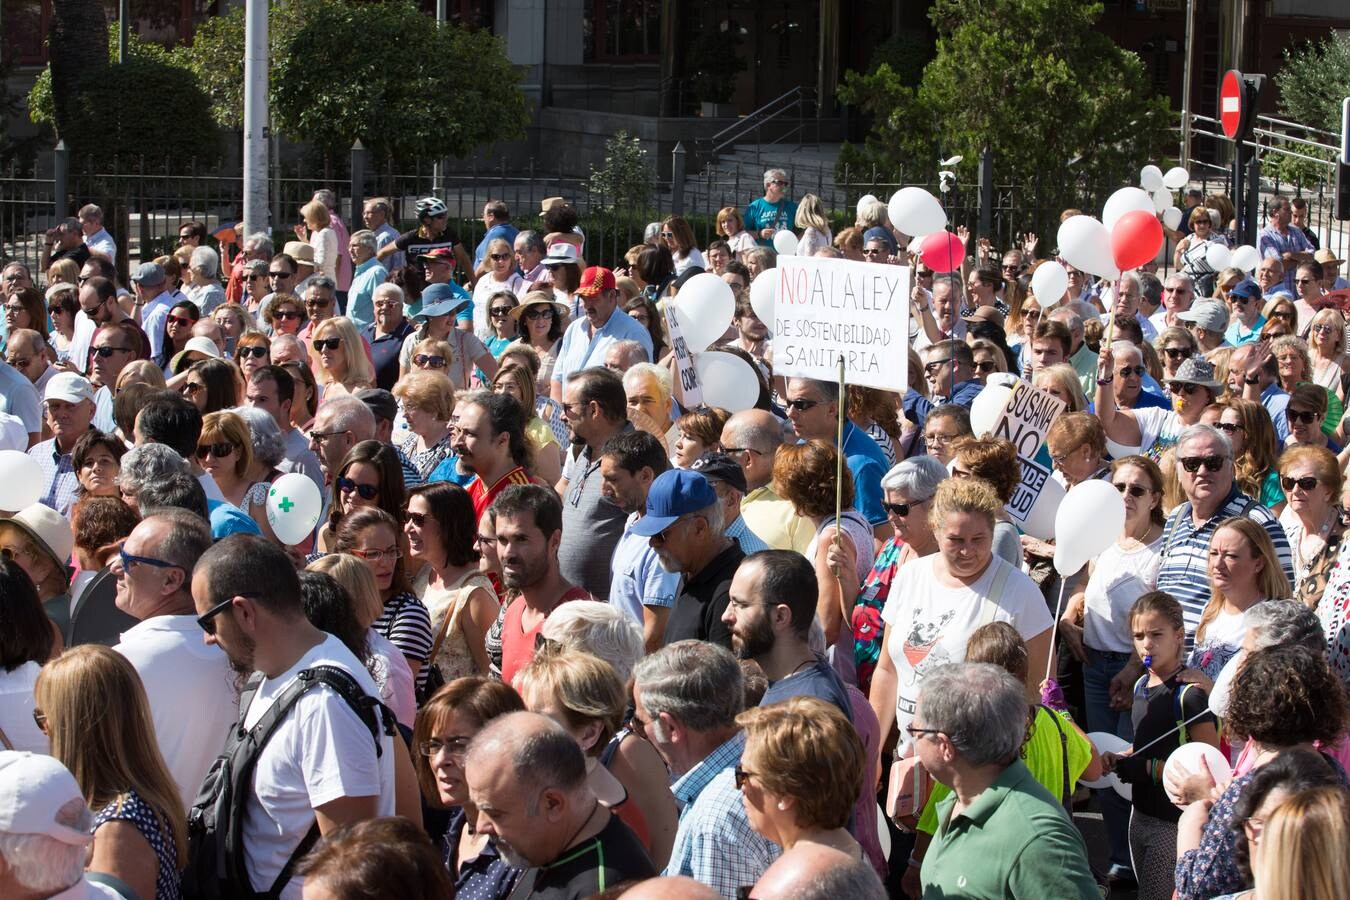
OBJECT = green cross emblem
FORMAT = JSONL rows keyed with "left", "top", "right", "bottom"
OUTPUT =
{"left": 279, "top": 496, "right": 294, "bottom": 513}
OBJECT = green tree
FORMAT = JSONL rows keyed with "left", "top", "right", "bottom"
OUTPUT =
{"left": 838, "top": 0, "right": 1170, "bottom": 224}
{"left": 177, "top": 0, "right": 528, "bottom": 165}
{"left": 587, "top": 131, "right": 654, "bottom": 212}
{"left": 1266, "top": 34, "right": 1350, "bottom": 189}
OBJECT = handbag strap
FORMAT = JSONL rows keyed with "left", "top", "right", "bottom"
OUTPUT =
{"left": 1039, "top": 704, "right": 1073, "bottom": 816}
{"left": 427, "top": 583, "right": 472, "bottom": 667}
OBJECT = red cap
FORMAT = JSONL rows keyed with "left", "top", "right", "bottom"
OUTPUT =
{"left": 418, "top": 247, "right": 456, "bottom": 262}
{"left": 576, "top": 266, "right": 616, "bottom": 297}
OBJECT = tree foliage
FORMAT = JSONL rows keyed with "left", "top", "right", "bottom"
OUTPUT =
{"left": 1267, "top": 34, "right": 1350, "bottom": 189}
{"left": 587, "top": 131, "right": 654, "bottom": 212}
{"left": 28, "top": 26, "right": 219, "bottom": 169}
{"left": 177, "top": 0, "right": 529, "bottom": 165}
{"left": 838, "top": 0, "right": 1170, "bottom": 217}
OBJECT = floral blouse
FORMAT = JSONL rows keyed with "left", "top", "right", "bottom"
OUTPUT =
{"left": 852, "top": 537, "right": 905, "bottom": 694}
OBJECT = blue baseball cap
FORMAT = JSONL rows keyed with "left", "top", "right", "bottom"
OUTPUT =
{"left": 629, "top": 469, "right": 718, "bottom": 537}
{"left": 418, "top": 282, "right": 471, "bottom": 319}
{"left": 863, "top": 226, "right": 897, "bottom": 253}
{"left": 1229, "top": 278, "right": 1261, "bottom": 301}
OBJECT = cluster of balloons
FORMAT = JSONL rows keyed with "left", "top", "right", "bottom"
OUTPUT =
{"left": 664, "top": 272, "right": 765, "bottom": 413}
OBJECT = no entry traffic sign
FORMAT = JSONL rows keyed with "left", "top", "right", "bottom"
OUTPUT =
{"left": 1220, "top": 70, "right": 1242, "bottom": 140}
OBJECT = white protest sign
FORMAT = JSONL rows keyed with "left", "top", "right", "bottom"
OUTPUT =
{"left": 774, "top": 255, "right": 910, "bottom": 392}
{"left": 663, "top": 302, "right": 705, "bottom": 408}
{"left": 990, "top": 379, "right": 1066, "bottom": 525}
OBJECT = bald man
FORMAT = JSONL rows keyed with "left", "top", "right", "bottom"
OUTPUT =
{"left": 721, "top": 409, "right": 811, "bottom": 553}
{"left": 752, "top": 842, "right": 886, "bottom": 900}
{"left": 620, "top": 876, "right": 721, "bottom": 899}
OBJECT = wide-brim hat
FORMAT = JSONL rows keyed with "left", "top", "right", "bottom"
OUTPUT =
{"left": 6, "top": 503, "right": 73, "bottom": 570}
{"left": 283, "top": 241, "right": 316, "bottom": 265}
{"left": 1170, "top": 356, "right": 1222, "bottom": 391}
{"left": 509, "top": 292, "right": 568, "bottom": 323}
{"left": 170, "top": 336, "right": 223, "bottom": 374}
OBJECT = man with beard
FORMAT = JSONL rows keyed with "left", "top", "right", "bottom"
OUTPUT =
{"left": 630, "top": 469, "right": 743, "bottom": 648}
{"left": 490, "top": 484, "right": 593, "bottom": 684}
{"left": 454, "top": 391, "right": 533, "bottom": 523}
{"left": 599, "top": 430, "right": 681, "bottom": 652}
{"left": 465, "top": 712, "right": 655, "bottom": 892}
{"left": 720, "top": 550, "right": 851, "bottom": 716}
{"left": 112, "top": 509, "right": 234, "bottom": 809}
{"left": 190, "top": 534, "right": 396, "bottom": 899}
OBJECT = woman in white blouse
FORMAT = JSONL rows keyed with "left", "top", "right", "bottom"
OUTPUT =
{"left": 298, "top": 199, "right": 340, "bottom": 281}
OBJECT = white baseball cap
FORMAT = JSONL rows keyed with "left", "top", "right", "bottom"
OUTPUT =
{"left": 43, "top": 372, "right": 97, "bottom": 405}
{"left": 0, "top": 751, "right": 93, "bottom": 845}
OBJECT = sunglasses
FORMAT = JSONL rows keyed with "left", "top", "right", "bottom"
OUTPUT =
{"left": 1163, "top": 347, "right": 1192, "bottom": 360}
{"left": 882, "top": 500, "right": 924, "bottom": 516}
{"left": 274, "top": 309, "right": 301, "bottom": 320}
{"left": 916, "top": 270, "right": 934, "bottom": 279}
{"left": 313, "top": 338, "right": 342, "bottom": 352}
{"left": 338, "top": 476, "right": 379, "bottom": 500}
{"left": 6, "top": 356, "right": 29, "bottom": 369}
{"left": 974, "top": 360, "right": 998, "bottom": 373}
{"left": 196, "top": 441, "right": 235, "bottom": 459}
{"left": 1281, "top": 475, "right": 1320, "bottom": 492}
{"left": 237, "top": 345, "right": 269, "bottom": 359}
{"left": 733, "top": 765, "right": 758, "bottom": 790}
{"left": 1273, "top": 311, "right": 1296, "bottom": 321}
{"left": 1215, "top": 422, "right": 1244, "bottom": 434}
{"left": 167, "top": 314, "right": 194, "bottom": 327}
{"left": 306, "top": 299, "right": 332, "bottom": 310}
{"left": 1287, "top": 409, "right": 1321, "bottom": 425}
{"left": 196, "top": 594, "right": 249, "bottom": 635}
{"left": 48, "top": 304, "right": 67, "bottom": 315}
{"left": 524, "top": 307, "right": 553, "bottom": 320}
{"left": 862, "top": 248, "right": 885, "bottom": 256}
{"left": 117, "top": 544, "right": 183, "bottom": 574}
{"left": 414, "top": 354, "right": 447, "bottom": 369}
{"left": 1179, "top": 454, "right": 1227, "bottom": 474}
{"left": 182, "top": 381, "right": 206, "bottom": 396}
{"left": 405, "top": 511, "right": 428, "bottom": 528}
{"left": 31, "top": 708, "right": 47, "bottom": 733}
{"left": 91, "top": 345, "right": 132, "bottom": 358}
{"left": 489, "top": 253, "right": 512, "bottom": 261}
{"left": 769, "top": 180, "right": 789, "bottom": 187}
{"left": 784, "top": 398, "right": 822, "bottom": 412}
{"left": 268, "top": 270, "right": 295, "bottom": 279}
{"left": 1168, "top": 382, "right": 1202, "bottom": 396}
{"left": 1112, "top": 482, "right": 1151, "bottom": 498}
{"left": 1313, "top": 324, "right": 1338, "bottom": 334}
{"left": 1117, "top": 365, "right": 1147, "bottom": 378}
{"left": 489, "top": 307, "right": 514, "bottom": 317}
{"left": 923, "top": 359, "right": 955, "bottom": 375}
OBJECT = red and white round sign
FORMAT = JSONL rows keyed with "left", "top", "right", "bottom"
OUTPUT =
{"left": 1220, "top": 70, "right": 1242, "bottom": 140}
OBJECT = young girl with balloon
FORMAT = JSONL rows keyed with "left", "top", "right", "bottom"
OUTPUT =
{"left": 1100, "top": 591, "right": 1220, "bottom": 900}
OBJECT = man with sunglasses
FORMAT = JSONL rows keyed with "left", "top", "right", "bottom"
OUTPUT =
{"left": 111, "top": 509, "right": 235, "bottom": 808}
{"left": 1148, "top": 273, "right": 1196, "bottom": 334}
{"left": 1155, "top": 424, "right": 1293, "bottom": 642}
{"left": 906, "top": 341, "right": 982, "bottom": 443}
{"left": 308, "top": 394, "right": 377, "bottom": 485}
{"left": 1223, "top": 279, "right": 1266, "bottom": 346}
{"left": 1103, "top": 341, "right": 1169, "bottom": 411}
{"left": 6, "top": 329, "right": 55, "bottom": 397}
{"left": 297, "top": 278, "right": 338, "bottom": 345}
{"left": 189, "top": 534, "right": 397, "bottom": 898}
{"left": 744, "top": 168, "right": 798, "bottom": 247}
{"left": 71, "top": 275, "right": 148, "bottom": 379}
{"left": 721, "top": 409, "right": 812, "bottom": 554}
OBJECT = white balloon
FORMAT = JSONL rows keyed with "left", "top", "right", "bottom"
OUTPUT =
{"left": 1102, "top": 187, "right": 1157, "bottom": 232}
{"left": 1030, "top": 261, "right": 1069, "bottom": 309}
{"left": 856, "top": 194, "right": 878, "bottom": 218}
{"left": 1231, "top": 244, "right": 1261, "bottom": 273}
{"left": 887, "top": 187, "right": 948, "bottom": 237}
{"left": 772, "top": 229, "right": 798, "bottom": 257}
{"left": 1162, "top": 207, "right": 1184, "bottom": 231}
{"left": 1084, "top": 732, "right": 1133, "bottom": 800}
{"left": 749, "top": 269, "right": 777, "bottom": 328}
{"left": 673, "top": 273, "right": 736, "bottom": 350}
{"left": 1057, "top": 215, "right": 1120, "bottom": 279}
{"left": 693, "top": 351, "right": 760, "bottom": 413}
{"left": 1164, "top": 744, "right": 1232, "bottom": 808}
{"left": 969, "top": 383, "right": 1014, "bottom": 436}
{"left": 1019, "top": 474, "right": 1064, "bottom": 541}
{"left": 907, "top": 233, "right": 926, "bottom": 254}
{"left": 1140, "top": 164, "right": 1164, "bottom": 192}
{"left": 1151, "top": 188, "right": 1173, "bottom": 213}
{"left": 1206, "top": 243, "right": 1233, "bottom": 271}
{"left": 1052, "top": 480, "right": 1127, "bottom": 575}
{"left": 1163, "top": 166, "right": 1190, "bottom": 190}
{"left": 266, "top": 473, "right": 323, "bottom": 545}
{"left": 0, "top": 450, "right": 42, "bottom": 512}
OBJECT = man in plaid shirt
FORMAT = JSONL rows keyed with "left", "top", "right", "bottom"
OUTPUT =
{"left": 29, "top": 372, "right": 99, "bottom": 517}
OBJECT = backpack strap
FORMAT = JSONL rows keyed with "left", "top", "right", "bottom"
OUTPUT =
{"left": 1039, "top": 704, "right": 1073, "bottom": 817}
{"left": 974, "top": 560, "right": 1015, "bottom": 629}
{"left": 1174, "top": 682, "right": 1196, "bottom": 747}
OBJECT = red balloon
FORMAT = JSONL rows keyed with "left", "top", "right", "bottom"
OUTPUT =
{"left": 1110, "top": 210, "right": 1163, "bottom": 271}
{"left": 920, "top": 231, "right": 965, "bottom": 273}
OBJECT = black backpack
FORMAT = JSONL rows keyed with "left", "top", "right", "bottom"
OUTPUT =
{"left": 182, "top": 665, "right": 395, "bottom": 900}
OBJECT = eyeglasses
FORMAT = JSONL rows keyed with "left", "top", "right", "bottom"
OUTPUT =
{"left": 91, "top": 345, "right": 133, "bottom": 358}
{"left": 313, "top": 338, "right": 342, "bottom": 352}
{"left": 1049, "top": 447, "right": 1081, "bottom": 467}
{"left": 1179, "top": 454, "right": 1227, "bottom": 474}
{"left": 1244, "top": 815, "right": 1267, "bottom": 846}
{"left": 924, "top": 431, "right": 959, "bottom": 446}
{"left": 405, "top": 511, "right": 429, "bottom": 528}
{"left": 1230, "top": 295, "right": 1253, "bottom": 306}
{"left": 1215, "top": 422, "right": 1245, "bottom": 435}
{"left": 489, "top": 253, "right": 512, "bottom": 261}
{"left": 182, "top": 381, "right": 207, "bottom": 397}
{"left": 916, "top": 270, "right": 934, "bottom": 279}
{"left": 418, "top": 736, "right": 470, "bottom": 763}
{"left": 351, "top": 546, "right": 402, "bottom": 562}
{"left": 196, "top": 595, "right": 245, "bottom": 634}
{"left": 784, "top": 398, "right": 822, "bottom": 412}
{"left": 268, "top": 270, "right": 295, "bottom": 279}
{"left": 414, "top": 354, "right": 447, "bottom": 369}
{"left": 273, "top": 309, "right": 301, "bottom": 321}
{"left": 650, "top": 515, "right": 702, "bottom": 544}
{"left": 310, "top": 429, "right": 350, "bottom": 444}
{"left": 1168, "top": 382, "right": 1202, "bottom": 396}
{"left": 660, "top": 231, "right": 675, "bottom": 238}
{"left": 1313, "top": 323, "right": 1338, "bottom": 335}
{"left": 721, "top": 446, "right": 763, "bottom": 460}
{"left": 490, "top": 307, "right": 514, "bottom": 318}
{"left": 862, "top": 248, "right": 885, "bottom": 257}
{"left": 1117, "top": 365, "right": 1147, "bottom": 378}
{"left": 196, "top": 441, "right": 236, "bottom": 459}
{"left": 306, "top": 299, "right": 333, "bottom": 310}
{"left": 337, "top": 476, "right": 380, "bottom": 500}
{"left": 167, "top": 314, "right": 194, "bottom": 327}
{"left": 116, "top": 544, "right": 183, "bottom": 574}
{"left": 3, "top": 303, "right": 25, "bottom": 315}
{"left": 733, "top": 765, "right": 759, "bottom": 790}
{"left": 904, "top": 724, "right": 945, "bottom": 740}
{"left": 524, "top": 307, "right": 553, "bottom": 320}
{"left": 882, "top": 500, "right": 924, "bottom": 516}
{"left": 973, "top": 360, "right": 998, "bottom": 374}
{"left": 1281, "top": 475, "right": 1320, "bottom": 492}
{"left": 248, "top": 273, "right": 269, "bottom": 280}
{"left": 1287, "top": 409, "right": 1322, "bottom": 425}
{"left": 6, "top": 356, "right": 30, "bottom": 369}
{"left": 1112, "top": 482, "right": 1151, "bottom": 498}
{"left": 31, "top": 708, "right": 47, "bottom": 733}
{"left": 48, "top": 304, "right": 67, "bottom": 315}
{"left": 237, "top": 345, "right": 269, "bottom": 359}
{"left": 1163, "top": 347, "right": 1192, "bottom": 360}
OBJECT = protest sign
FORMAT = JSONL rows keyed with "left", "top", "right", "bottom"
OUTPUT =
{"left": 663, "top": 302, "right": 704, "bottom": 408}
{"left": 774, "top": 255, "right": 910, "bottom": 392}
{"left": 989, "top": 380, "right": 1066, "bottom": 525}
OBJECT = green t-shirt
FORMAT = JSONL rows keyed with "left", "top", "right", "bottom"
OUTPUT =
{"left": 1259, "top": 469, "right": 1285, "bottom": 509}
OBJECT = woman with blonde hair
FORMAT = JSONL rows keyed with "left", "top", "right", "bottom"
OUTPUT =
{"left": 716, "top": 206, "right": 756, "bottom": 258}
{"left": 1245, "top": 786, "right": 1350, "bottom": 900}
{"left": 116, "top": 359, "right": 167, "bottom": 391}
{"left": 1307, "top": 307, "right": 1348, "bottom": 401}
{"left": 736, "top": 696, "right": 865, "bottom": 858}
{"left": 35, "top": 645, "right": 186, "bottom": 900}
{"left": 312, "top": 316, "right": 375, "bottom": 399}
{"left": 471, "top": 240, "right": 524, "bottom": 335}
{"left": 1189, "top": 517, "right": 1292, "bottom": 681}
{"left": 660, "top": 215, "right": 705, "bottom": 275}
{"left": 491, "top": 362, "right": 562, "bottom": 485}
{"left": 1262, "top": 296, "right": 1297, "bottom": 334}
{"left": 196, "top": 410, "right": 275, "bottom": 538}
{"left": 1033, "top": 362, "right": 1088, "bottom": 412}
{"left": 793, "top": 193, "right": 832, "bottom": 257}
{"left": 298, "top": 198, "right": 339, "bottom": 281}
{"left": 393, "top": 371, "right": 455, "bottom": 481}
{"left": 409, "top": 337, "right": 454, "bottom": 376}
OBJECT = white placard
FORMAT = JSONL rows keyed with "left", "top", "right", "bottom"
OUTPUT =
{"left": 990, "top": 380, "right": 1066, "bottom": 524}
{"left": 663, "top": 302, "right": 704, "bottom": 408}
{"left": 773, "top": 255, "right": 910, "bottom": 392}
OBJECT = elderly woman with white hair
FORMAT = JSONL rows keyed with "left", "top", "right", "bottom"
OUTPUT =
{"left": 852, "top": 455, "right": 947, "bottom": 693}
{"left": 183, "top": 245, "right": 225, "bottom": 316}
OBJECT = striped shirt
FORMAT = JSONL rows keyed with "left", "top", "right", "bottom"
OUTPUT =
{"left": 467, "top": 465, "right": 533, "bottom": 522}
{"left": 1156, "top": 486, "right": 1292, "bottom": 646}
{"left": 665, "top": 732, "right": 779, "bottom": 895}
{"left": 371, "top": 591, "right": 434, "bottom": 692}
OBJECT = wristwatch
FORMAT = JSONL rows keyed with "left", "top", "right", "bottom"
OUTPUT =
{"left": 1096, "top": 376, "right": 1113, "bottom": 385}
{"left": 1244, "top": 375, "right": 1260, "bottom": 385}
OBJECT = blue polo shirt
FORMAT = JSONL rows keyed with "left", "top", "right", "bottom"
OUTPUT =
{"left": 346, "top": 257, "right": 387, "bottom": 331}
{"left": 551, "top": 307, "right": 654, "bottom": 387}
{"left": 842, "top": 420, "right": 889, "bottom": 526}
{"left": 473, "top": 223, "right": 520, "bottom": 269}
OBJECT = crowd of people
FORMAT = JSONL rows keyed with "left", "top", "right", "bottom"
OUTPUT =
{"left": 1, "top": 172, "right": 1350, "bottom": 900}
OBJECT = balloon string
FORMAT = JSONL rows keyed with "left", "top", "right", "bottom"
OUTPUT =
{"left": 1045, "top": 578, "right": 1068, "bottom": 684}
{"left": 1124, "top": 708, "right": 1214, "bottom": 758}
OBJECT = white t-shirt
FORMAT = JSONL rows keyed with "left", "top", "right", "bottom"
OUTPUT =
{"left": 114, "top": 614, "right": 240, "bottom": 810}
{"left": 1082, "top": 537, "right": 1164, "bottom": 653}
{"left": 881, "top": 554, "right": 1052, "bottom": 747}
{"left": 241, "top": 634, "right": 395, "bottom": 900}
{"left": 1121, "top": 406, "right": 1183, "bottom": 462}
{"left": 471, "top": 272, "right": 526, "bottom": 336}
{"left": 1188, "top": 607, "right": 1248, "bottom": 681}
{"left": 367, "top": 629, "right": 416, "bottom": 729}
{"left": 0, "top": 661, "right": 48, "bottom": 753}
